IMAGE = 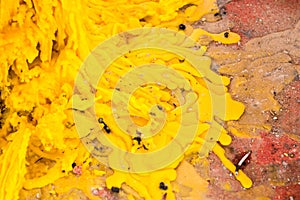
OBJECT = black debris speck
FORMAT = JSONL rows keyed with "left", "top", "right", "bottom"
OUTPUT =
{"left": 159, "top": 182, "right": 168, "bottom": 190}
{"left": 224, "top": 32, "right": 229, "bottom": 38}
{"left": 133, "top": 136, "right": 142, "bottom": 145}
{"left": 179, "top": 24, "right": 186, "bottom": 30}
{"left": 111, "top": 187, "right": 120, "bottom": 193}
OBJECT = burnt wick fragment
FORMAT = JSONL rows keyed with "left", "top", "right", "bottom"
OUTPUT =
{"left": 133, "top": 136, "right": 142, "bottom": 145}
{"left": 98, "top": 117, "right": 111, "bottom": 133}
{"left": 157, "top": 105, "right": 163, "bottom": 111}
{"left": 159, "top": 182, "right": 168, "bottom": 190}
{"left": 103, "top": 126, "right": 111, "bottom": 133}
{"left": 137, "top": 144, "right": 149, "bottom": 151}
{"left": 35, "top": 157, "right": 43, "bottom": 163}
{"left": 235, "top": 150, "right": 252, "bottom": 175}
{"left": 149, "top": 111, "right": 156, "bottom": 116}
{"left": 162, "top": 193, "right": 167, "bottom": 200}
{"left": 142, "top": 144, "right": 149, "bottom": 150}
{"left": 98, "top": 117, "right": 104, "bottom": 123}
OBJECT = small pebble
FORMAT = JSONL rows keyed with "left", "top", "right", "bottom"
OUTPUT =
{"left": 288, "top": 153, "right": 295, "bottom": 158}
{"left": 73, "top": 165, "right": 82, "bottom": 175}
{"left": 36, "top": 193, "right": 41, "bottom": 199}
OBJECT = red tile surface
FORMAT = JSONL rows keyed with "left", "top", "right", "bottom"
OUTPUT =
{"left": 225, "top": 0, "right": 300, "bottom": 44}
{"left": 206, "top": 1, "right": 300, "bottom": 197}
{"left": 274, "top": 79, "right": 300, "bottom": 136}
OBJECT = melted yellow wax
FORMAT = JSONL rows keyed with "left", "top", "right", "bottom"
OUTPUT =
{"left": 0, "top": 0, "right": 252, "bottom": 199}
{"left": 93, "top": 46, "right": 251, "bottom": 200}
